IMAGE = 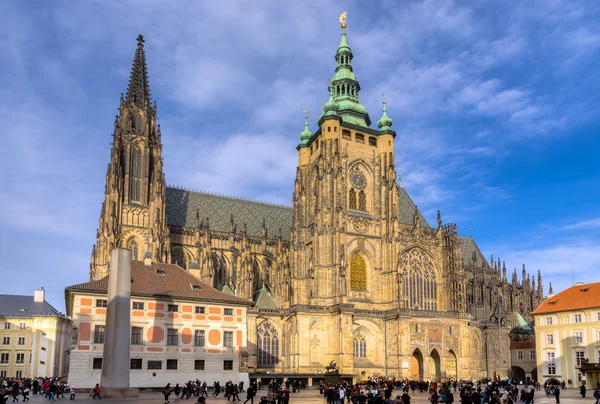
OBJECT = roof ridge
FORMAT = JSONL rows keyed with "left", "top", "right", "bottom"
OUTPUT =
{"left": 167, "top": 184, "right": 292, "bottom": 209}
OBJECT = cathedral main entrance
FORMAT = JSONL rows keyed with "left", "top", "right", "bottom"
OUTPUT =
{"left": 446, "top": 349, "right": 457, "bottom": 380}
{"left": 411, "top": 349, "right": 424, "bottom": 380}
{"left": 430, "top": 349, "right": 441, "bottom": 381}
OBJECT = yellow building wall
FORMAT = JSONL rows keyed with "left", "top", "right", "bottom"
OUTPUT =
{"left": 534, "top": 308, "right": 600, "bottom": 387}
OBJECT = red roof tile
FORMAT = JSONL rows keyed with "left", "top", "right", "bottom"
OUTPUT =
{"left": 532, "top": 282, "right": 600, "bottom": 314}
{"left": 65, "top": 261, "right": 252, "bottom": 306}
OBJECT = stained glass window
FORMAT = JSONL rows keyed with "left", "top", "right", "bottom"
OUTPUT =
{"left": 349, "top": 188, "right": 357, "bottom": 209}
{"left": 129, "top": 240, "right": 138, "bottom": 261}
{"left": 130, "top": 147, "right": 142, "bottom": 202}
{"left": 257, "top": 322, "right": 279, "bottom": 367}
{"left": 400, "top": 248, "right": 437, "bottom": 311}
{"left": 350, "top": 254, "right": 367, "bottom": 290}
{"left": 212, "top": 253, "right": 227, "bottom": 291}
{"left": 358, "top": 191, "right": 366, "bottom": 211}
{"left": 353, "top": 331, "right": 366, "bottom": 358}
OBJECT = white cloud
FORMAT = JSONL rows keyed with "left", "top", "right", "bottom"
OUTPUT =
{"left": 563, "top": 218, "right": 600, "bottom": 230}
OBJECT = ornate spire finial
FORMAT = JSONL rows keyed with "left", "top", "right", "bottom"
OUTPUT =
{"left": 437, "top": 210, "right": 442, "bottom": 229}
{"left": 377, "top": 93, "right": 393, "bottom": 131}
{"left": 339, "top": 12, "right": 347, "bottom": 29}
{"left": 125, "top": 34, "right": 151, "bottom": 108}
{"left": 299, "top": 109, "right": 313, "bottom": 144}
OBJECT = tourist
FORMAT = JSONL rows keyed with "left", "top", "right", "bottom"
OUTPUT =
{"left": 162, "top": 383, "right": 171, "bottom": 404}
{"left": 69, "top": 386, "right": 75, "bottom": 400}
{"left": 92, "top": 384, "right": 101, "bottom": 400}
{"left": 593, "top": 387, "right": 600, "bottom": 404}
{"left": 580, "top": 384, "right": 587, "bottom": 398}
{"left": 554, "top": 386, "right": 560, "bottom": 404}
{"left": 244, "top": 382, "right": 257, "bottom": 404}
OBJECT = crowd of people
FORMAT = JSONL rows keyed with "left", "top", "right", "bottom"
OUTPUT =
{"left": 1, "top": 376, "right": 599, "bottom": 404}
{"left": 0, "top": 378, "right": 77, "bottom": 402}
{"left": 160, "top": 379, "right": 299, "bottom": 404}
{"left": 319, "top": 378, "right": 600, "bottom": 404}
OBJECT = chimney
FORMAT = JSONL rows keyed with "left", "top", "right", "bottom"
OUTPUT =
{"left": 34, "top": 287, "right": 45, "bottom": 303}
{"left": 143, "top": 252, "right": 152, "bottom": 267}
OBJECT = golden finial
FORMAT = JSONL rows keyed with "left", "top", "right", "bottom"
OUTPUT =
{"left": 303, "top": 109, "right": 309, "bottom": 119}
{"left": 339, "top": 12, "right": 347, "bottom": 29}
{"left": 382, "top": 93, "right": 387, "bottom": 105}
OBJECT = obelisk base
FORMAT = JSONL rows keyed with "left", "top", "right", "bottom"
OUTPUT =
{"left": 89, "top": 387, "right": 139, "bottom": 398}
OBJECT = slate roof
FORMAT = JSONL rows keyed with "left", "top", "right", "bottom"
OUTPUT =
{"left": 397, "top": 186, "right": 428, "bottom": 227}
{"left": 166, "top": 187, "right": 293, "bottom": 240}
{"left": 459, "top": 236, "right": 490, "bottom": 268}
{"left": 165, "top": 186, "right": 487, "bottom": 268}
{"left": 532, "top": 282, "right": 600, "bottom": 314}
{"left": 0, "top": 295, "right": 63, "bottom": 318}
{"left": 65, "top": 261, "right": 252, "bottom": 306}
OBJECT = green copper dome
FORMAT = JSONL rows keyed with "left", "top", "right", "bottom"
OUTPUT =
{"left": 299, "top": 114, "right": 312, "bottom": 144}
{"left": 321, "top": 22, "right": 371, "bottom": 127}
{"left": 377, "top": 101, "right": 393, "bottom": 131}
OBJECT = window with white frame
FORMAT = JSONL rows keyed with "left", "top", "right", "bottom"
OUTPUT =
{"left": 0, "top": 371, "right": 5, "bottom": 378}
{"left": 575, "top": 331, "right": 583, "bottom": 344}
{"left": 574, "top": 314, "right": 582, "bottom": 323}
{"left": 547, "top": 334, "right": 554, "bottom": 344}
{"left": 15, "top": 370, "right": 22, "bottom": 378}
{"left": 597, "top": 312, "right": 600, "bottom": 321}
{"left": 546, "top": 317, "right": 553, "bottom": 325}
{"left": 2, "top": 336, "right": 9, "bottom": 345}
{"left": 530, "top": 350, "right": 536, "bottom": 360}
{"left": 547, "top": 352, "right": 556, "bottom": 374}
{"left": 576, "top": 351, "right": 585, "bottom": 366}
{"left": 18, "top": 337, "right": 25, "bottom": 345}
{"left": 517, "top": 350, "right": 524, "bottom": 360}
{"left": 19, "top": 323, "right": 26, "bottom": 330}
{"left": 16, "top": 353, "right": 24, "bottom": 364}
{"left": 0, "top": 353, "right": 8, "bottom": 364}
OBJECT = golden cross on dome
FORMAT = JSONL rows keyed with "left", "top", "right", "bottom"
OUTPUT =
{"left": 303, "top": 109, "right": 308, "bottom": 119}
{"left": 339, "top": 12, "right": 347, "bottom": 29}
{"left": 382, "top": 93, "right": 387, "bottom": 105}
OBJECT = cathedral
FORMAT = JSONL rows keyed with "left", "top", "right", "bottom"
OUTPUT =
{"left": 89, "top": 18, "right": 543, "bottom": 382}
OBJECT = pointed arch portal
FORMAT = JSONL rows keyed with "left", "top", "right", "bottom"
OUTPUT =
{"left": 411, "top": 348, "right": 423, "bottom": 380}
{"left": 430, "top": 349, "right": 441, "bottom": 381}
{"left": 447, "top": 349, "right": 458, "bottom": 380}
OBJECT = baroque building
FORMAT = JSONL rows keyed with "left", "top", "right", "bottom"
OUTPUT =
{"left": 89, "top": 20, "right": 543, "bottom": 382}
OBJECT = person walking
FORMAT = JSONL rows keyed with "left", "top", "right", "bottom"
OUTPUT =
{"left": 162, "top": 383, "right": 171, "bottom": 404}
{"left": 69, "top": 386, "right": 75, "bottom": 400}
{"left": 244, "top": 382, "right": 257, "bottom": 404}
{"left": 554, "top": 386, "right": 560, "bottom": 404}
{"left": 92, "top": 384, "right": 101, "bottom": 400}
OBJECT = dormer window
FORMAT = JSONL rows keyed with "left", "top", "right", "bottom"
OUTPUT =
{"left": 355, "top": 133, "right": 364, "bottom": 143}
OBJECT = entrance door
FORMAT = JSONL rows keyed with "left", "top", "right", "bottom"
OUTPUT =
{"left": 411, "top": 349, "right": 424, "bottom": 380}
{"left": 430, "top": 349, "right": 441, "bottom": 381}
{"left": 446, "top": 349, "right": 457, "bottom": 380}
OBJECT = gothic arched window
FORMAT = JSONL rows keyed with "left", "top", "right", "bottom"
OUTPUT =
{"left": 358, "top": 191, "right": 366, "bottom": 211}
{"left": 350, "top": 253, "right": 367, "bottom": 290}
{"left": 257, "top": 322, "right": 279, "bottom": 367}
{"left": 252, "top": 258, "right": 262, "bottom": 296}
{"left": 353, "top": 331, "right": 366, "bottom": 358}
{"left": 212, "top": 253, "right": 228, "bottom": 291}
{"left": 349, "top": 188, "right": 357, "bottom": 209}
{"left": 130, "top": 147, "right": 142, "bottom": 202}
{"left": 129, "top": 240, "right": 138, "bottom": 261}
{"left": 400, "top": 248, "right": 437, "bottom": 311}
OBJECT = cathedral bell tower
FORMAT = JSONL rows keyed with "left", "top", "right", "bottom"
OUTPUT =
{"left": 90, "top": 35, "right": 170, "bottom": 280}
{"left": 291, "top": 14, "right": 399, "bottom": 306}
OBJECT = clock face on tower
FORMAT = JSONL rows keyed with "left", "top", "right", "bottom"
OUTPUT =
{"left": 350, "top": 171, "right": 367, "bottom": 190}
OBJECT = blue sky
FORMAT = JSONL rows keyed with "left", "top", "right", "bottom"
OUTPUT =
{"left": 1, "top": 0, "right": 599, "bottom": 313}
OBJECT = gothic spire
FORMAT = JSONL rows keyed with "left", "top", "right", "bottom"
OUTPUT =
{"left": 319, "top": 13, "right": 371, "bottom": 127}
{"left": 125, "top": 35, "right": 151, "bottom": 109}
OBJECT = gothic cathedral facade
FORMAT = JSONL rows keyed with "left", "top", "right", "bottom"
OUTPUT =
{"left": 90, "top": 27, "right": 543, "bottom": 381}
